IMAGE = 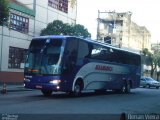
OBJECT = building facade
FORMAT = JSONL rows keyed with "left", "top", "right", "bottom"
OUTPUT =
{"left": 97, "top": 11, "right": 151, "bottom": 52}
{"left": 0, "top": 0, "right": 77, "bottom": 83}
{"left": 151, "top": 43, "right": 160, "bottom": 52}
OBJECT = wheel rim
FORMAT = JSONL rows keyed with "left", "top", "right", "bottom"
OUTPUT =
{"left": 122, "top": 82, "right": 130, "bottom": 93}
{"left": 75, "top": 84, "right": 81, "bottom": 93}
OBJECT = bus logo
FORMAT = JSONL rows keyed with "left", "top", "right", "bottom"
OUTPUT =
{"left": 95, "top": 65, "right": 113, "bottom": 71}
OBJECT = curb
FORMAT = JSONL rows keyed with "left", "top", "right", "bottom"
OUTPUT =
{"left": 7, "top": 88, "right": 34, "bottom": 92}
{"left": 1, "top": 85, "right": 34, "bottom": 93}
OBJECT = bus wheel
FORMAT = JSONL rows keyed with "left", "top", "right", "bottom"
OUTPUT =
{"left": 121, "top": 81, "right": 131, "bottom": 94}
{"left": 73, "top": 82, "right": 82, "bottom": 97}
{"left": 41, "top": 90, "right": 52, "bottom": 96}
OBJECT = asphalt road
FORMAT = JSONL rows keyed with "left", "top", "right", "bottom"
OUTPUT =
{"left": 0, "top": 88, "right": 160, "bottom": 120}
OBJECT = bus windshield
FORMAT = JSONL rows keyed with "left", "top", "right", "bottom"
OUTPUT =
{"left": 25, "top": 38, "right": 63, "bottom": 75}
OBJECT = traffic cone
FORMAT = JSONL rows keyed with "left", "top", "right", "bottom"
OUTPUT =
{"left": 1, "top": 83, "right": 7, "bottom": 94}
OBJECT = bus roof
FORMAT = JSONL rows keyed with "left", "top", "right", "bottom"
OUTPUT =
{"left": 33, "top": 35, "right": 70, "bottom": 39}
{"left": 33, "top": 35, "right": 141, "bottom": 56}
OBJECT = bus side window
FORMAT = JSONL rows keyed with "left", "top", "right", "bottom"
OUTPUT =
{"left": 63, "top": 39, "right": 78, "bottom": 71}
{"left": 91, "top": 45, "right": 111, "bottom": 61}
{"left": 101, "top": 48, "right": 112, "bottom": 61}
{"left": 69, "top": 49, "right": 77, "bottom": 64}
{"left": 76, "top": 40, "right": 90, "bottom": 65}
{"left": 90, "top": 45, "right": 101, "bottom": 59}
{"left": 85, "top": 44, "right": 93, "bottom": 58}
{"left": 77, "top": 41, "right": 89, "bottom": 59}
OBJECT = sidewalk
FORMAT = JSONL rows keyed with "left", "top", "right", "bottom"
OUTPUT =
{"left": 0, "top": 83, "right": 33, "bottom": 93}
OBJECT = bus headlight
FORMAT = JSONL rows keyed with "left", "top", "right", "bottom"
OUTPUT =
{"left": 24, "top": 78, "right": 30, "bottom": 82}
{"left": 49, "top": 80, "right": 61, "bottom": 85}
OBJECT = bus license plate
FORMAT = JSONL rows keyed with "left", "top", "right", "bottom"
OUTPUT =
{"left": 36, "top": 85, "right": 42, "bottom": 89}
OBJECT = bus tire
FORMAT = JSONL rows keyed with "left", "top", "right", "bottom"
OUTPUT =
{"left": 41, "top": 90, "right": 52, "bottom": 96}
{"left": 72, "top": 81, "right": 82, "bottom": 97}
{"left": 121, "top": 81, "right": 131, "bottom": 94}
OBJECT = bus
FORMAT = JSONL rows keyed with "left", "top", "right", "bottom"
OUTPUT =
{"left": 24, "top": 35, "right": 141, "bottom": 96}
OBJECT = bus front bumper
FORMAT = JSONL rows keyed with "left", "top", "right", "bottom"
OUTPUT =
{"left": 24, "top": 82, "right": 61, "bottom": 92}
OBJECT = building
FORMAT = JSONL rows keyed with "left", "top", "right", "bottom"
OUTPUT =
{"left": 151, "top": 43, "right": 160, "bottom": 52}
{"left": 97, "top": 11, "right": 151, "bottom": 52}
{"left": 0, "top": 0, "right": 77, "bottom": 83}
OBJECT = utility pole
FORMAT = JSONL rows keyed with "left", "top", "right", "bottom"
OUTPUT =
{"left": 0, "top": 18, "right": 6, "bottom": 71}
{"left": 128, "top": 13, "right": 131, "bottom": 48}
{"left": 33, "top": 0, "right": 36, "bottom": 36}
{"left": 97, "top": 10, "right": 100, "bottom": 40}
{"left": 112, "top": 10, "right": 116, "bottom": 34}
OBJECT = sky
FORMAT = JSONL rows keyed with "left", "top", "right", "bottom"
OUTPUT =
{"left": 76, "top": 0, "right": 159, "bottom": 43}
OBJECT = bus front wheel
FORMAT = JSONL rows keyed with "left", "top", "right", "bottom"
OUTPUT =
{"left": 72, "top": 81, "right": 82, "bottom": 97}
{"left": 41, "top": 90, "right": 52, "bottom": 96}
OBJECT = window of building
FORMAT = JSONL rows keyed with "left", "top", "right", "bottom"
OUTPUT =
{"left": 10, "top": 13, "right": 29, "bottom": 33}
{"left": 48, "top": 0, "right": 68, "bottom": 13}
{"left": 8, "top": 46, "right": 28, "bottom": 69}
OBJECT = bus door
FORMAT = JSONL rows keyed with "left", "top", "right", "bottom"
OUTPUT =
{"left": 61, "top": 38, "right": 78, "bottom": 90}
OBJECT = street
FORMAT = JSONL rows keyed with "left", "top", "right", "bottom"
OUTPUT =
{"left": 0, "top": 88, "right": 160, "bottom": 115}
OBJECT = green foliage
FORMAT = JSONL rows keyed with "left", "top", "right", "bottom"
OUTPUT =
{"left": 0, "top": 0, "right": 9, "bottom": 25}
{"left": 142, "top": 48, "right": 152, "bottom": 66}
{"left": 40, "top": 20, "right": 91, "bottom": 38}
{"left": 142, "top": 48, "right": 151, "bottom": 56}
{"left": 158, "top": 59, "right": 160, "bottom": 68}
{"left": 156, "top": 50, "right": 160, "bottom": 67}
{"left": 142, "top": 48, "right": 160, "bottom": 77}
{"left": 71, "top": 24, "right": 91, "bottom": 38}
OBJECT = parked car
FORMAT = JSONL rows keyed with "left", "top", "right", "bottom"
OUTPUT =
{"left": 140, "top": 77, "right": 160, "bottom": 89}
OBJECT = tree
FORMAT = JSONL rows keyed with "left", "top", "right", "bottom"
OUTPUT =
{"left": 71, "top": 24, "right": 91, "bottom": 38}
{"left": 156, "top": 50, "right": 160, "bottom": 81}
{"left": 142, "top": 48, "right": 160, "bottom": 78}
{"left": 142, "top": 48, "right": 151, "bottom": 66}
{"left": 142, "top": 48, "right": 155, "bottom": 77}
{"left": 41, "top": 20, "right": 65, "bottom": 35}
{"left": 40, "top": 20, "right": 91, "bottom": 38}
{"left": 0, "top": 0, "right": 9, "bottom": 25}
